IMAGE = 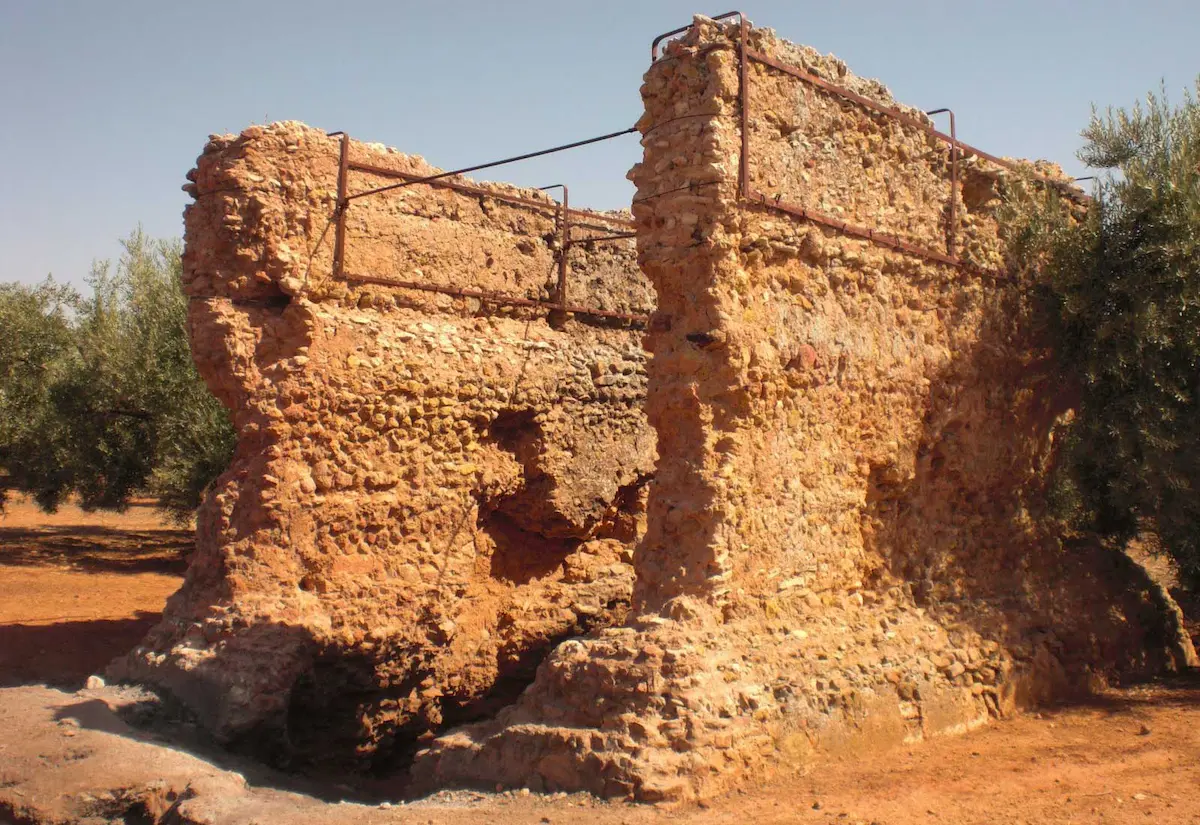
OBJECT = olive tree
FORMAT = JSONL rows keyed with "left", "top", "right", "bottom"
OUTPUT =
{"left": 0, "top": 230, "right": 235, "bottom": 520}
{"left": 1019, "top": 79, "right": 1200, "bottom": 585}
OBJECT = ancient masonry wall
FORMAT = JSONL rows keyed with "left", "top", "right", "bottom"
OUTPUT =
{"left": 112, "top": 122, "right": 656, "bottom": 770}
{"left": 413, "top": 18, "right": 1197, "bottom": 801}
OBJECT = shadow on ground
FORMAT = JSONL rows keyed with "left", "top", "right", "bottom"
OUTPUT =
{"left": 0, "top": 612, "right": 163, "bottom": 689}
{"left": 0, "top": 524, "right": 191, "bottom": 574}
{"left": 51, "top": 686, "right": 402, "bottom": 805}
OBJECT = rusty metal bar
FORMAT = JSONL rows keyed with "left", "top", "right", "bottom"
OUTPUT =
{"left": 346, "top": 159, "right": 633, "bottom": 229}
{"left": 927, "top": 108, "right": 958, "bottom": 257}
{"left": 571, "top": 231, "right": 638, "bottom": 243}
{"left": 746, "top": 187, "right": 1005, "bottom": 279}
{"left": 337, "top": 271, "right": 650, "bottom": 323}
{"left": 651, "top": 11, "right": 744, "bottom": 61}
{"left": 738, "top": 14, "right": 750, "bottom": 198}
{"left": 539, "top": 185, "right": 571, "bottom": 311}
{"left": 332, "top": 133, "right": 351, "bottom": 280}
{"left": 346, "top": 127, "right": 638, "bottom": 202}
{"left": 559, "top": 191, "right": 570, "bottom": 310}
{"left": 743, "top": 47, "right": 1086, "bottom": 201}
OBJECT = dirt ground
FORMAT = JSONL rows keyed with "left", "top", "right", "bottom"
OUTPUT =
{"left": 0, "top": 495, "right": 187, "bottom": 688}
{"left": 3, "top": 495, "right": 1200, "bottom": 824}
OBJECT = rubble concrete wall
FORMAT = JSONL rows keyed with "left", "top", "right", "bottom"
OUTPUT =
{"left": 112, "top": 122, "right": 656, "bottom": 770}
{"left": 414, "top": 18, "right": 1196, "bottom": 801}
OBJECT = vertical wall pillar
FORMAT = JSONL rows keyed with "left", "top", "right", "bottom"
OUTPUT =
{"left": 630, "top": 19, "right": 747, "bottom": 613}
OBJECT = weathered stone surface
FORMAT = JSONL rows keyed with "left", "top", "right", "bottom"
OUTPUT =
{"left": 112, "top": 122, "right": 656, "bottom": 770}
{"left": 411, "top": 16, "right": 1196, "bottom": 801}
{"left": 108, "top": 16, "right": 1195, "bottom": 801}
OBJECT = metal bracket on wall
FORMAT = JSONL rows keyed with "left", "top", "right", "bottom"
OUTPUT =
{"left": 648, "top": 13, "right": 1087, "bottom": 280}
{"left": 323, "top": 130, "right": 649, "bottom": 324}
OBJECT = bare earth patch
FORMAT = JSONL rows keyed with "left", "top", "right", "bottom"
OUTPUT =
{"left": 0, "top": 495, "right": 187, "bottom": 689}
{"left": 2, "top": 497, "right": 1200, "bottom": 823}
{"left": 2, "top": 679, "right": 1200, "bottom": 824}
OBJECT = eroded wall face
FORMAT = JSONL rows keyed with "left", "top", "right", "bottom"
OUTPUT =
{"left": 414, "top": 19, "right": 1195, "bottom": 801}
{"left": 114, "top": 123, "right": 655, "bottom": 769}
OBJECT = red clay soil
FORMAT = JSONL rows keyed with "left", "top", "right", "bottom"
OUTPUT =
{"left": 0, "top": 495, "right": 187, "bottom": 689}
{"left": 3, "top": 496, "right": 1200, "bottom": 824}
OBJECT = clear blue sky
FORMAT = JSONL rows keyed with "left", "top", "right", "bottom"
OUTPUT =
{"left": 2, "top": 1, "right": 1197, "bottom": 288}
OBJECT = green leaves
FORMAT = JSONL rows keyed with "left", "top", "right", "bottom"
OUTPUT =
{"left": 0, "top": 229, "right": 235, "bottom": 520}
{"left": 1020, "top": 78, "right": 1200, "bottom": 586}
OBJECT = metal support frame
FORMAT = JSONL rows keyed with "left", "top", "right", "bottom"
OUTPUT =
{"left": 538, "top": 184, "right": 572, "bottom": 311}
{"left": 332, "top": 132, "right": 350, "bottom": 280}
{"left": 926, "top": 108, "right": 957, "bottom": 258}
{"left": 325, "top": 131, "right": 646, "bottom": 325}
{"left": 648, "top": 13, "right": 1087, "bottom": 280}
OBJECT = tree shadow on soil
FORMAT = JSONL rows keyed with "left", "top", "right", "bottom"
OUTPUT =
{"left": 0, "top": 525, "right": 191, "bottom": 574}
{"left": 0, "top": 612, "right": 163, "bottom": 689}
{"left": 1051, "top": 670, "right": 1200, "bottom": 716}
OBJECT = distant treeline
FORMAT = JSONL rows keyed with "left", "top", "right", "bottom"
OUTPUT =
{"left": 0, "top": 230, "right": 235, "bottom": 521}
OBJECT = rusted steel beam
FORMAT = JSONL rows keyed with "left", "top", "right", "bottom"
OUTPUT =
{"left": 571, "top": 231, "right": 638, "bottom": 243}
{"left": 332, "top": 133, "right": 351, "bottom": 280}
{"left": 926, "top": 108, "right": 958, "bottom": 258}
{"left": 336, "top": 271, "right": 650, "bottom": 323}
{"left": 559, "top": 192, "right": 570, "bottom": 310}
{"left": 346, "top": 127, "right": 638, "bottom": 202}
{"left": 346, "top": 159, "right": 634, "bottom": 229}
{"left": 539, "top": 185, "right": 571, "bottom": 311}
{"left": 738, "top": 14, "right": 750, "bottom": 198}
{"left": 746, "top": 188, "right": 1005, "bottom": 279}
{"left": 743, "top": 47, "right": 1087, "bottom": 201}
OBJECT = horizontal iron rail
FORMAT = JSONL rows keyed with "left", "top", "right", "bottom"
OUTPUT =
{"left": 338, "top": 271, "right": 651, "bottom": 323}
{"left": 746, "top": 188, "right": 1004, "bottom": 279}
{"left": 570, "top": 230, "right": 638, "bottom": 243}
{"left": 347, "top": 160, "right": 634, "bottom": 229}
{"left": 346, "top": 127, "right": 639, "bottom": 202}
{"left": 743, "top": 47, "right": 1087, "bottom": 202}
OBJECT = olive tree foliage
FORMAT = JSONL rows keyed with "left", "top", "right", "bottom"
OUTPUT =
{"left": 1008, "top": 79, "right": 1200, "bottom": 585}
{"left": 0, "top": 278, "right": 80, "bottom": 510}
{"left": 0, "top": 230, "right": 236, "bottom": 520}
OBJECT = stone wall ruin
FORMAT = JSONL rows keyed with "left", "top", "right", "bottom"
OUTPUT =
{"left": 116, "top": 13, "right": 1195, "bottom": 803}
{"left": 411, "top": 17, "right": 1196, "bottom": 801}
{"left": 113, "top": 122, "right": 656, "bottom": 771}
